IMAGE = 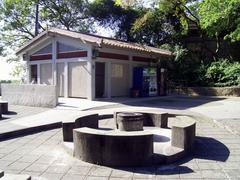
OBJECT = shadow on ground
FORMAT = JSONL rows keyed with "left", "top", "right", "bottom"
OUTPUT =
{"left": 124, "top": 96, "right": 226, "bottom": 110}
{"left": 87, "top": 96, "right": 226, "bottom": 111}
{"left": 193, "top": 136, "right": 230, "bottom": 161}
{"left": 0, "top": 111, "right": 18, "bottom": 121}
{"left": 4, "top": 111, "right": 17, "bottom": 115}
{"left": 111, "top": 135, "right": 230, "bottom": 176}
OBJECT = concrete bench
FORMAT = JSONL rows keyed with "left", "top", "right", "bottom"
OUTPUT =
{"left": 62, "top": 113, "right": 99, "bottom": 142}
{"left": 114, "top": 111, "right": 168, "bottom": 129}
{"left": 0, "top": 169, "right": 3, "bottom": 178}
{"left": 0, "top": 101, "right": 8, "bottom": 114}
{"left": 73, "top": 127, "right": 153, "bottom": 166}
{"left": 171, "top": 116, "right": 196, "bottom": 152}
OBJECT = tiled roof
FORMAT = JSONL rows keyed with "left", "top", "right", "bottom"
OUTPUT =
{"left": 16, "top": 28, "right": 172, "bottom": 57}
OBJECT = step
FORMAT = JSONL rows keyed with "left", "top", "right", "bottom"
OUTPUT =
{"left": 0, "top": 174, "right": 31, "bottom": 180}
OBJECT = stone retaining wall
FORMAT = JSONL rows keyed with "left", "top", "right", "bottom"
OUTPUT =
{"left": 171, "top": 86, "right": 240, "bottom": 97}
{"left": 1, "top": 84, "right": 58, "bottom": 108}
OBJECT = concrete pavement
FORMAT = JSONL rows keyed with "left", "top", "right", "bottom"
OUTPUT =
{"left": 0, "top": 111, "right": 239, "bottom": 179}
{"left": 0, "top": 96, "right": 240, "bottom": 179}
{"left": 1, "top": 96, "right": 240, "bottom": 139}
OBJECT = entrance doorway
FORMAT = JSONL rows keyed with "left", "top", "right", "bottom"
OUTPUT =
{"left": 95, "top": 62, "right": 105, "bottom": 98}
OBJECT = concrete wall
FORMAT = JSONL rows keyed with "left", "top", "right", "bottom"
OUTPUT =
{"left": 1, "top": 84, "right": 58, "bottom": 108}
{"left": 26, "top": 35, "right": 93, "bottom": 100}
{"left": 171, "top": 86, "right": 240, "bottom": 97}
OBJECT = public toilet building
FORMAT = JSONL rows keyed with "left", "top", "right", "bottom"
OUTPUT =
{"left": 16, "top": 28, "right": 172, "bottom": 100}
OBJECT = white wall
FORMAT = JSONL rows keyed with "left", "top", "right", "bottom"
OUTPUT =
{"left": 23, "top": 35, "right": 158, "bottom": 100}
{"left": 26, "top": 35, "right": 93, "bottom": 100}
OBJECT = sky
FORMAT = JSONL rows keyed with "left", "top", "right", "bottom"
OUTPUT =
{"left": 0, "top": 56, "right": 19, "bottom": 80}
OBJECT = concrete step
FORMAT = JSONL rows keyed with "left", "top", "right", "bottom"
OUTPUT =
{"left": 0, "top": 174, "right": 31, "bottom": 180}
{"left": 0, "top": 170, "right": 3, "bottom": 178}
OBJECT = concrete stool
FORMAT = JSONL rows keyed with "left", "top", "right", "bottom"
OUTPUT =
{"left": 0, "top": 169, "right": 3, "bottom": 178}
{"left": 117, "top": 112, "right": 144, "bottom": 131}
{"left": 0, "top": 106, "right": 2, "bottom": 119}
{"left": 114, "top": 111, "right": 168, "bottom": 129}
{"left": 171, "top": 116, "right": 196, "bottom": 152}
{"left": 0, "top": 101, "right": 8, "bottom": 114}
{"left": 62, "top": 113, "right": 99, "bottom": 142}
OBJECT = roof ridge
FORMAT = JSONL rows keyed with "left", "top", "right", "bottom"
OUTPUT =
{"left": 48, "top": 27, "right": 167, "bottom": 50}
{"left": 48, "top": 27, "right": 134, "bottom": 44}
{"left": 16, "top": 27, "right": 172, "bottom": 56}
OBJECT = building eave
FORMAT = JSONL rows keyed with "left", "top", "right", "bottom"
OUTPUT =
{"left": 16, "top": 28, "right": 173, "bottom": 58}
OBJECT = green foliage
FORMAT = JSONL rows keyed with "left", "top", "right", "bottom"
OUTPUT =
{"left": 41, "top": 0, "right": 93, "bottom": 32}
{"left": 172, "top": 45, "right": 188, "bottom": 62}
{"left": 89, "top": 0, "right": 142, "bottom": 41}
{"left": 205, "top": 59, "right": 240, "bottom": 86}
{"left": 131, "top": 9, "right": 182, "bottom": 46}
{"left": 0, "top": 80, "right": 21, "bottom": 84}
{"left": 158, "top": 0, "right": 200, "bottom": 33}
{"left": 169, "top": 57, "right": 240, "bottom": 87}
{"left": 0, "top": 0, "right": 94, "bottom": 54}
{"left": 199, "top": 0, "right": 240, "bottom": 42}
{"left": 0, "top": 0, "right": 36, "bottom": 51}
{"left": 115, "top": 0, "right": 144, "bottom": 8}
{"left": 0, "top": 0, "right": 240, "bottom": 88}
{"left": 10, "top": 62, "right": 26, "bottom": 80}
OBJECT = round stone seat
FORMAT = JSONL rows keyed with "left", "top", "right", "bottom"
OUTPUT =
{"left": 62, "top": 113, "right": 99, "bottom": 142}
{"left": 171, "top": 116, "right": 196, "bottom": 152}
{"left": 0, "top": 101, "right": 8, "bottom": 114}
{"left": 62, "top": 111, "right": 197, "bottom": 167}
{"left": 73, "top": 127, "right": 153, "bottom": 166}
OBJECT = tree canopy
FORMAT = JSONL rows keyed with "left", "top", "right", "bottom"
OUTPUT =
{"left": 0, "top": 0, "right": 240, "bottom": 86}
{"left": 0, "top": 0, "right": 93, "bottom": 56}
{"left": 199, "top": 0, "right": 240, "bottom": 42}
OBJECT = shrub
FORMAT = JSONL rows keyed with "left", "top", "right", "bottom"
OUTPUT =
{"left": 0, "top": 80, "right": 21, "bottom": 84}
{"left": 168, "top": 57, "right": 240, "bottom": 87}
{"left": 205, "top": 59, "right": 240, "bottom": 86}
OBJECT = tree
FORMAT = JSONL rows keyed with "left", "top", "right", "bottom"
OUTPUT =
{"left": 131, "top": 8, "right": 183, "bottom": 46}
{"left": 0, "top": 0, "right": 93, "bottom": 57}
{"left": 199, "top": 0, "right": 240, "bottom": 42}
{"left": 0, "top": 0, "right": 37, "bottom": 50}
{"left": 40, "top": 0, "right": 93, "bottom": 32}
{"left": 158, "top": 0, "right": 200, "bottom": 32}
{"left": 88, "top": 0, "right": 144, "bottom": 41}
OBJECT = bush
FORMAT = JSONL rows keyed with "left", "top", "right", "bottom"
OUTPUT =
{"left": 205, "top": 59, "right": 240, "bottom": 86}
{"left": 0, "top": 80, "right": 21, "bottom": 84}
{"left": 168, "top": 57, "right": 240, "bottom": 87}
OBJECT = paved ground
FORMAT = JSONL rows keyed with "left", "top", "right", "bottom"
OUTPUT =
{"left": 0, "top": 97, "right": 162, "bottom": 137}
{"left": 1, "top": 96, "right": 240, "bottom": 136}
{"left": 0, "top": 96, "right": 240, "bottom": 179}
{"left": 0, "top": 115, "right": 240, "bottom": 179}
{"left": 0, "top": 105, "right": 49, "bottom": 134}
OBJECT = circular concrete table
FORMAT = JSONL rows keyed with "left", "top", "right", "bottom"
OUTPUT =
{"left": 117, "top": 112, "right": 144, "bottom": 131}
